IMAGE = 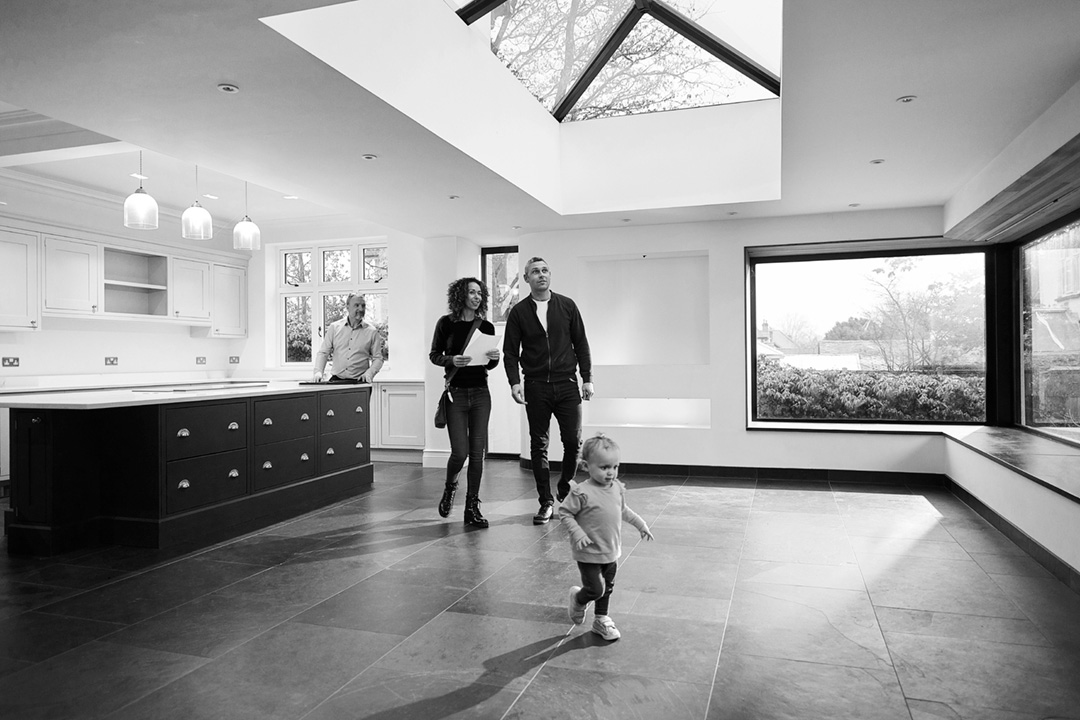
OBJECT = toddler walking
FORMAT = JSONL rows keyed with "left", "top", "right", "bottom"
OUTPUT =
{"left": 559, "top": 433, "right": 653, "bottom": 641}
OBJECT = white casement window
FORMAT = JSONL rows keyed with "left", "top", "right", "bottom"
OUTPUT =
{"left": 277, "top": 239, "right": 389, "bottom": 367}
{"left": 1063, "top": 249, "right": 1080, "bottom": 296}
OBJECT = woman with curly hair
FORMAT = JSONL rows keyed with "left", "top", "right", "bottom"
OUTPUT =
{"left": 428, "top": 277, "right": 501, "bottom": 527}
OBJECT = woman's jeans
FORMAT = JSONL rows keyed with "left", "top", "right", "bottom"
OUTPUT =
{"left": 445, "top": 385, "right": 491, "bottom": 496}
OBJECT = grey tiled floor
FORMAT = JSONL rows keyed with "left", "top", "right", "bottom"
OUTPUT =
{"left": 1, "top": 461, "right": 1079, "bottom": 719}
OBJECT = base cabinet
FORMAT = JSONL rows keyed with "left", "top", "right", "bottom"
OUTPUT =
{"left": 5, "top": 387, "right": 373, "bottom": 555}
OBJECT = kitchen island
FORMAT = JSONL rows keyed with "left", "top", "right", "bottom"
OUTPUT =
{"left": 1, "top": 380, "right": 373, "bottom": 555}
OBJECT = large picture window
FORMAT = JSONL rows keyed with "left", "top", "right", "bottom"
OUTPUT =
{"left": 279, "top": 240, "right": 389, "bottom": 366}
{"left": 751, "top": 249, "right": 987, "bottom": 423}
{"left": 1020, "top": 218, "right": 1080, "bottom": 443}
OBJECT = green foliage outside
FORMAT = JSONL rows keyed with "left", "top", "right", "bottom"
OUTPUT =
{"left": 756, "top": 357, "right": 985, "bottom": 422}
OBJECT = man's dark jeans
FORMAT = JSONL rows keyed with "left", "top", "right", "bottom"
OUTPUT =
{"left": 524, "top": 379, "right": 582, "bottom": 504}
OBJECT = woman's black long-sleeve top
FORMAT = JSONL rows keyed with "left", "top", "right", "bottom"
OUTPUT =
{"left": 429, "top": 315, "right": 498, "bottom": 389}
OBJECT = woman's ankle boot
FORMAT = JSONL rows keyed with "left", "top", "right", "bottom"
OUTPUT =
{"left": 438, "top": 481, "right": 457, "bottom": 518}
{"left": 464, "top": 494, "right": 489, "bottom": 528}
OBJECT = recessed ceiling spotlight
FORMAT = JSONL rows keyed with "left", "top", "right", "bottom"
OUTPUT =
{"left": 621, "top": 218, "right": 631, "bottom": 222}
{"left": 361, "top": 154, "right": 378, "bottom": 160}
{"left": 727, "top": 211, "right": 738, "bottom": 216}
{"left": 449, "top": 195, "right": 460, "bottom": 200}
{"left": 870, "top": 159, "right": 885, "bottom": 164}
{"left": 283, "top": 195, "right": 299, "bottom": 200}
{"left": 849, "top": 203, "right": 861, "bottom": 207}
{"left": 202, "top": 194, "right": 218, "bottom": 200}
{"left": 512, "top": 225, "right": 522, "bottom": 230}
{"left": 129, "top": 172, "right": 148, "bottom": 180}
{"left": 896, "top": 95, "right": 917, "bottom": 103}
{"left": 217, "top": 83, "right": 240, "bottom": 94}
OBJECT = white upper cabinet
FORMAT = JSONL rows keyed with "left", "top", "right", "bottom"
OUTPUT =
{"left": 0, "top": 227, "right": 40, "bottom": 330}
{"left": 44, "top": 235, "right": 100, "bottom": 314}
{"left": 171, "top": 258, "right": 212, "bottom": 322}
{"left": 211, "top": 264, "right": 247, "bottom": 337}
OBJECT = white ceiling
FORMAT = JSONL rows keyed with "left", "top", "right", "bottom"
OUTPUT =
{"left": 1, "top": 0, "right": 1080, "bottom": 250}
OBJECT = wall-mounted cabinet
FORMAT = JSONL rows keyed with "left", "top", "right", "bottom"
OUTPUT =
{"left": 211, "top": 264, "right": 247, "bottom": 337}
{"left": 37, "top": 228, "right": 247, "bottom": 333}
{"left": 44, "top": 235, "right": 99, "bottom": 314}
{"left": 101, "top": 247, "right": 168, "bottom": 317}
{"left": 171, "top": 258, "right": 212, "bottom": 322}
{"left": 0, "top": 228, "right": 40, "bottom": 331}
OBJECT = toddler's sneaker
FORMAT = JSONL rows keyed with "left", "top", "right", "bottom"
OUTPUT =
{"left": 568, "top": 586, "right": 586, "bottom": 624}
{"left": 591, "top": 615, "right": 621, "bottom": 641}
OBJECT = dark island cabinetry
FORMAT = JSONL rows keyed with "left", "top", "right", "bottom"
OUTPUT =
{"left": 5, "top": 387, "right": 373, "bottom": 556}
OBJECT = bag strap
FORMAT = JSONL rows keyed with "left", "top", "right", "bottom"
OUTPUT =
{"left": 444, "top": 316, "right": 482, "bottom": 389}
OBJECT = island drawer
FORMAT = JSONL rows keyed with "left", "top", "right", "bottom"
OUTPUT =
{"left": 165, "top": 449, "right": 247, "bottom": 514}
{"left": 254, "top": 395, "right": 317, "bottom": 445}
{"left": 165, "top": 402, "right": 247, "bottom": 460}
{"left": 252, "top": 436, "right": 317, "bottom": 492}
{"left": 319, "top": 428, "right": 370, "bottom": 475}
{"left": 319, "top": 389, "right": 369, "bottom": 435}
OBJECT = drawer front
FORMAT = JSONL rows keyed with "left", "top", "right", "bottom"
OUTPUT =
{"left": 254, "top": 395, "right": 317, "bottom": 445}
{"left": 319, "top": 389, "right": 370, "bottom": 435}
{"left": 252, "top": 436, "right": 317, "bottom": 492}
{"left": 319, "top": 428, "right": 370, "bottom": 475}
{"left": 165, "top": 449, "right": 247, "bottom": 514}
{"left": 165, "top": 402, "right": 247, "bottom": 460}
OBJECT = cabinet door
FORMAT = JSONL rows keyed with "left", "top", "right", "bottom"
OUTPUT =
{"left": 378, "top": 383, "right": 425, "bottom": 448}
{"left": 171, "top": 258, "right": 211, "bottom": 321}
{"left": 0, "top": 228, "right": 40, "bottom": 330}
{"left": 44, "top": 235, "right": 99, "bottom": 313}
{"left": 212, "top": 264, "right": 247, "bottom": 337}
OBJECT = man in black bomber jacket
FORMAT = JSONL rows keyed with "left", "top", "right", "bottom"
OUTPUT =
{"left": 503, "top": 256, "right": 594, "bottom": 525}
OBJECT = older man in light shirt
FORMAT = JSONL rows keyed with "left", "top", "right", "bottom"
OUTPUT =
{"left": 313, "top": 293, "right": 385, "bottom": 383}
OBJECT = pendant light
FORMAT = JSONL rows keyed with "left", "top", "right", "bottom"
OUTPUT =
{"left": 123, "top": 151, "right": 158, "bottom": 230}
{"left": 232, "top": 181, "right": 261, "bottom": 250}
{"left": 181, "top": 165, "right": 213, "bottom": 240}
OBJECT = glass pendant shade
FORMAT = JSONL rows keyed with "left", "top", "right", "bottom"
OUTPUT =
{"left": 233, "top": 216, "right": 261, "bottom": 250}
{"left": 123, "top": 187, "right": 158, "bottom": 229}
{"left": 181, "top": 201, "right": 213, "bottom": 240}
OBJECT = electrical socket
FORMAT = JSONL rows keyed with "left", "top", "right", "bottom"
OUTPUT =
{"left": 195, "top": 356, "right": 207, "bottom": 365}
{"left": 105, "top": 356, "right": 118, "bottom": 366}
{"left": 229, "top": 356, "right": 240, "bottom": 364}
{"left": 1, "top": 357, "right": 19, "bottom": 368}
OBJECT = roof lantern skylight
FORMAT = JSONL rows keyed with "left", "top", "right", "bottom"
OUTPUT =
{"left": 457, "top": 0, "right": 780, "bottom": 122}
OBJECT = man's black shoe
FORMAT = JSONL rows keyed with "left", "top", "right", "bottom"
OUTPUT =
{"left": 533, "top": 502, "right": 554, "bottom": 525}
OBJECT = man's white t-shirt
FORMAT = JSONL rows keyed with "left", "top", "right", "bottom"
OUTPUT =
{"left": 534, "top": 298, "right": 549, "bottom": 333}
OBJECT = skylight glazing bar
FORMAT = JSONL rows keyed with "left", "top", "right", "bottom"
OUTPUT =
{"left": 646, "top": 0, "right": 779, "bottom": 96}
{"left": 552, "top": 3, "right": 645, "bottom": 121}
{"left": 457, "top": 0, "right": 508, "bottom": 26}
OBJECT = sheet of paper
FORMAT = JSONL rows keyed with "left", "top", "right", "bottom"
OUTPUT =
{"left": 462, "top": 332, "right": 501, "bottom": 366}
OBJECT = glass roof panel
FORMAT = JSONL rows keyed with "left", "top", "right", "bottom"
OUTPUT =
{"left": 566, "top": 12, "right": 775, "bottom": 122}
{"left": 485, "top": 0, "right": 634, "bottom": 114}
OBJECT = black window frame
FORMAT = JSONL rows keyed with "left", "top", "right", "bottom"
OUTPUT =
{"left": 748, "top": 241, "right": 993, "bottom": 426}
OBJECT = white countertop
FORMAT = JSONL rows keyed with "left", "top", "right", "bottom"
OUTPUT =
{"left": 0, "top": 380, "right": 374, "bottom": 410}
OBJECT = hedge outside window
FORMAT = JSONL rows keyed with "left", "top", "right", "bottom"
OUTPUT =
{"left": 751, "top": 250, "right": 986, "bottom": 423}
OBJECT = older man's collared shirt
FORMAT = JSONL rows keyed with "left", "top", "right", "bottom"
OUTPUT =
{"left": 315, "top": 317, "right": 385, "bottom": 380}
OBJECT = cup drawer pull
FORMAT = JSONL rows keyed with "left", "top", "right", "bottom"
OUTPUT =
{"left": 325, "top": 447, "right": 335, "bottom": 456}
{"left": 355, "top": 406, "right": 363, "bottom": 413}
{"left": 228, "top": 469, "right": 239, "bottom": 478}
{"left": 262, "top": 461, "right": 273, "bottom": 470}
{"left": 300, "top": 413, "right": 310, "bottom": 421}
{"left": 300, "top": 453, "right": 310, "bottom": 462}
{"left": 326, "top": 409, "right": 335, "bottom": 417}
{"left": 178, "top": 479, "right": 191, "bottom": 490}
{"left": 228, "top": 421, "right": 240, "bottom": 431}
{"left": 262, "top": 418, "right": 273, "bottom": 426}
{"left": 355, "top": 442, "right": 364, "bottom": 449}
{"left": 177, "top": 428, "right": 190, "bottom": 438}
